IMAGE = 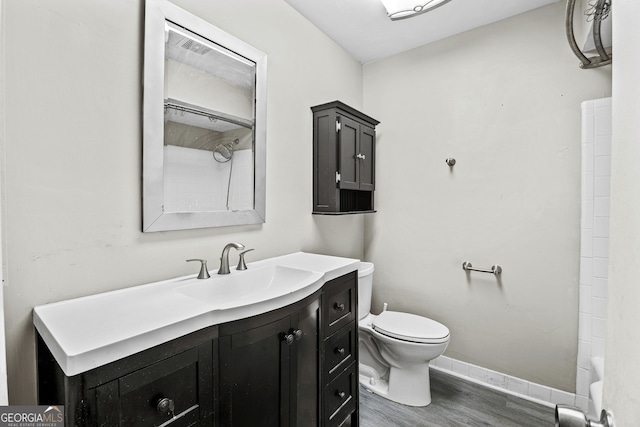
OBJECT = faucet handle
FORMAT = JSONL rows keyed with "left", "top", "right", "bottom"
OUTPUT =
{"left": 236, "top": 249, "right": 254, "bottom": 271}
{"left": 186, "top": 259, "right": 211, "bottom": 280}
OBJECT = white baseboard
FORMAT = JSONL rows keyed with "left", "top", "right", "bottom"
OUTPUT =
{"left": 431, "top": 356, "right": 586, "bottom": 411}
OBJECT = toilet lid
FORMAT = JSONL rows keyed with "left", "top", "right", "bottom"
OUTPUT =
{"left": 372, "top": 311, "right": 450, "bottom": 344}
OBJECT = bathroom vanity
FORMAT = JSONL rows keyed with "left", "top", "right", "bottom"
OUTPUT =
{"left": 34, "top": 252, "right": 359, "bottom": 426}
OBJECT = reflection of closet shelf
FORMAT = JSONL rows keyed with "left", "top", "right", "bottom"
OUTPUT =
{"left": 164, "top": 98, "right": 253, "bottom": 132}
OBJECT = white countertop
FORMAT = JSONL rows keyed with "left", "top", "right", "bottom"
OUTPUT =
{"left": 33, "top": 252, "right": 360, "bottom": 376}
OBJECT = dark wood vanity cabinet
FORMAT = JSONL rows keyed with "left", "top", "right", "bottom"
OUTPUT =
{"left": 36, "top": 271, "right": 359, "bottom": 427}
{"left": 312, "top": 101, "right": 379, "bottom": 215}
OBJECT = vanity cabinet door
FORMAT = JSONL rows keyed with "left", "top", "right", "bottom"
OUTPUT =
{"left": 219, "top": 315, "right": 291, "bottom": 427}
{"left": 218, "top": 293, "right": 321, "bottom": 427}
{"left": 292, "top": 296, "right": 321, "bottom": 426}
{"left": 94, "top": 343, "right": 213, "bottom": 426}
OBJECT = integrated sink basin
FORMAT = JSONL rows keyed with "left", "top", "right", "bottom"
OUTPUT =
{"left": 175, "top": 265, "right": 323, "bottom": 308}
{"left": 33, "top": 251, "right": 359, "bottom": 376}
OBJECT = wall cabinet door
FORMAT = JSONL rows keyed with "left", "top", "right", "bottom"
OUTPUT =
{"left": 338, "top": 116, "right": 375, "bottom": 192}
{"left": 358, "top": 125, "right": 375, "bottom": 192}
{"left": 338, "top": 116, "right": 361, "bottom": 191}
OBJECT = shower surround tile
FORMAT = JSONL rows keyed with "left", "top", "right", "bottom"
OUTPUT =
{"left": 579, "top": 98, "right": 611, "bottom": 418}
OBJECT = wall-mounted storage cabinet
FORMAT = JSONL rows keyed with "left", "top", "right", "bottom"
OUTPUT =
{"left": 312, "top": 101, "right": 379, "bottom": 214}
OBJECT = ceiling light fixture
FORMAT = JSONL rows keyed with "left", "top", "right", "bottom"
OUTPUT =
{"left": 380, "top": 0, "right": 452, "bottom": 21}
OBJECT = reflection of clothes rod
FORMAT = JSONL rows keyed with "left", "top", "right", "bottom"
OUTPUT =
{"left": 462, "top": 262, "right": 502, "bottom": 276}
{"left": 164, "top": 102, "right": 252, "bottom": 129}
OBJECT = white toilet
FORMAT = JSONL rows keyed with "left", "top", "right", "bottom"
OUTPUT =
{"left": 358, "top": 262, "right": 450, "bottom": 407}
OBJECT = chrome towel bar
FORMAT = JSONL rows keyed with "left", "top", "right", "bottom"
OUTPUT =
{"left": 462, "top": 262, "right": 502, "bottom": 276}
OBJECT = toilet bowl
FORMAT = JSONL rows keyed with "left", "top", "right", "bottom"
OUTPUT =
{"left": 358, "top": 262, "right": 450, "bottom": 407}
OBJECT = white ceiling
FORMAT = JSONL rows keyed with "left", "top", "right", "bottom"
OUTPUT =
{"left": 284, "top": 0, "right": 563, "bottom": 64}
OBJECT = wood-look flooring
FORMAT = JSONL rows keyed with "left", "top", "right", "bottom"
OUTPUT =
{"left": 359, "top": 369, "right": 555, "bottom": 427}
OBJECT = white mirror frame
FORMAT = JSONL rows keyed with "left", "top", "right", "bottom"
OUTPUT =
{"left": 143, "top": 0, "right": 267, "bottom": 232}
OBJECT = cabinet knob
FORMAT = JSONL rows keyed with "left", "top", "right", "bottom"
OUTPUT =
{"left": 356, "top": 153, "right": 366, "bottom": 160}
{"left": 337, "top": 391, "right": 346, "bottom": 399}
{"left": 335, "top": 347, "right": 345, "bottom": 355}
{"left": 283, "top": 333, "right": 294, "bottom": 345}
{"left": 156, "top": 397, "right": 175, "bottom": 415}
{"left": 293, "top": 329, "right": 303, "bottom": 341}
{"left": 334, "top": 302, "right": 345, "bottom": 311}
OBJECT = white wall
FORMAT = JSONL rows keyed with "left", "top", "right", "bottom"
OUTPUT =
{"left": 604, "top": 0, "right": 640, "bottom": 424}
{"left": 2, "top": 0, "right": 364, "bottom": 404}
{"left": 0, "top": 0, "right": 9, "bottom": 406}
{"left": 363, "top": 2, "right": 611, "bottom": 392}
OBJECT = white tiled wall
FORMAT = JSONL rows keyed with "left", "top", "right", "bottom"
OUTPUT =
{"left": 164, "top": 145, "right": 253, "bottom": 212}
{"left": 578, "top": 98, "right": 611, "bottom": 413}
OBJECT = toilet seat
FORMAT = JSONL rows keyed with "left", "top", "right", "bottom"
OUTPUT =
{"left": 372, "top": 311, "right": 450, "bottom": 344}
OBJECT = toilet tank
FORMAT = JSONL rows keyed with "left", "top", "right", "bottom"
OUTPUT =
{"left": 358, "top": 262, "right": 374, "bottom": 320}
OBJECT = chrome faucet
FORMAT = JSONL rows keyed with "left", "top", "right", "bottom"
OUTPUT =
{"left": 218, "top": 242, "right": 245, "bottom": 275}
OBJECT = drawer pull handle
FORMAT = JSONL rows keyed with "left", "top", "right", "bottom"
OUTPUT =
{"left": 293, "top": 329, "right": 303, "bottom": 341}
{"left": 337, "top": 391, "right": 346, "bottom": 399}
{"left": 156, "top": 397, "right": 175, "bottom": 415}
{"left": 334, "top": 302, "right": 345, "bottom": 311}
{"left": 335, "top": 347, "right": 345, "bottom": 355}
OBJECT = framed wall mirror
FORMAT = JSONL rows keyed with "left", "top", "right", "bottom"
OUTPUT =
{"left": 143, "top": 0, "right": 267, "bottom": 232}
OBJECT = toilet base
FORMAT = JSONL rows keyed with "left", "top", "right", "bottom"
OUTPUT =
{"left": 359, "top": 362, "right": 433, "bottom": 407}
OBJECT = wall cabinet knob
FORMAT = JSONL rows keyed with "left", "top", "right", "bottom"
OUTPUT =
{"left": 337, "top": 391, "right": 346, "bottom": 399}
{"left": 293, "top": 329, "right": 303, "bottom": 341}
{"left": 334, "top": 302, "right": 345, "bottom": 311}
{"left": 356, "top": 153, "right": 366, "bottom": 160}
{"left": 283, "top": 333, "right": 294, "bottom": 345}
{"left": 335, "top": 347, "right": 345, "bottom": 355}
{"left": 156, "top": 397, "right": 175, "bottom": 415}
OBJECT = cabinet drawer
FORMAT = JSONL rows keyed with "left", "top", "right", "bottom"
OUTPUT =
{"left": 323, "top": 365, "right": 357, "bottom": 426}
{"left": 324, "top": 323, "right": 357, "bottom": 383}
{"left": 96, "top": 348, "right": 204, "bottom": 426}
{"left": 323, "top": 271, "right": 357, "bottom": 337}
